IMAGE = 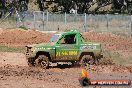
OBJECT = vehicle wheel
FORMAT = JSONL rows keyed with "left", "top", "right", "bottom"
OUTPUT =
{"left": 26, "top": 57, "right": 35, "bottom": 67}
{"left": 80, "top": 55, "right": 95, "bottom": 67}
{"left": 35, "top": 55, "right": 49, "bottom": 69}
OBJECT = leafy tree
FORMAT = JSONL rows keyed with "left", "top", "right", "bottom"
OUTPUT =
{"left": 0, "top": 0, "right": 131, "bottom": 15}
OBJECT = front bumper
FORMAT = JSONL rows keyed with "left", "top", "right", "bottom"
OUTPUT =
{"left": 25, "top": 46, "right": 36, "bottom": 59}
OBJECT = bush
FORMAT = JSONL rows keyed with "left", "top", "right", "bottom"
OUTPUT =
{"left": 19, "top": 26, "right": 28, "bottom": 30}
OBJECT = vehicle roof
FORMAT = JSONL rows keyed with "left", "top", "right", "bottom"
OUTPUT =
{"left": 56, "top": 29, "right": 80, "bottom": 35}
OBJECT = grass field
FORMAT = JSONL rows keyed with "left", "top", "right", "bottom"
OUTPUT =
{"left": 0, "top": 45, "right": 25, "bottom": 53}
{"left": 103, "top": 50, "right": 132, "bottom": 66}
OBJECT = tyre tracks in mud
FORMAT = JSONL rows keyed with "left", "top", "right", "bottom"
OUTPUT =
{"left": 0, "top": 65, "right": 80, "bottom": 88}
{"left": 0, "top": 52, "right": 132, "bottom": 88}
{"left": 0, "top": 64, "right": 131, "bottom": 88}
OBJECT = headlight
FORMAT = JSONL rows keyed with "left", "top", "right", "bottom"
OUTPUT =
{"left": 31, "top": 47, "right": 35, "bottom": 52}
{"left": 26, "top": 46, "right": 32, "bottom": 53}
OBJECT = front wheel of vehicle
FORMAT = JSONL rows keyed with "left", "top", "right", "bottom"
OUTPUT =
{"left": 80, "top": 55, "right": 95, "bottom": 67}
{"left": 35, "top": 55, "right": 49, "bottom": 69}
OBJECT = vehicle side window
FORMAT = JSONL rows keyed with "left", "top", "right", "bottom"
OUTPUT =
{"left": 60, "top": 34, "right": 76, "bottom": 44}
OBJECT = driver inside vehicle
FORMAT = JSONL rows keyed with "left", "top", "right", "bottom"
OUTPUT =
{"left": 64, "top": 34, "right": 76, "bottom": 44}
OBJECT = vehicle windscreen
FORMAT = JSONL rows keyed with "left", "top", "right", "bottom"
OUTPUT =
{"left": 49, "top": 34, "right": 61, "bottom": 43}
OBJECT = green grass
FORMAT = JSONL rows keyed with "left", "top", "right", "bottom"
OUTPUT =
{"left": 0, "top": 45, "right": 25, "bottom": 53}
{"left": 19, "top": 26, "right": 28, "bottom": 30}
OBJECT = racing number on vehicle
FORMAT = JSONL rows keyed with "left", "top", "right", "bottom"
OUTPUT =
{"left": 55, "top": 34, "right": 79, "bottom": 60}
{"left": 56, "top": 51, "right": 78, "bottom": 56}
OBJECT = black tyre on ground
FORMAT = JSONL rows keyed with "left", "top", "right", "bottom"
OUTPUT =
{"left": 80, "top": 55, "right": 95, "bottom": 67}
{"left": 35, "top": 55, "right": 49, "bottom": 69}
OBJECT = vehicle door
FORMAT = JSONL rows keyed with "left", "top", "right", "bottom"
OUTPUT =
{"left": 55, "top": 33, "right": 79, "bottom": 60}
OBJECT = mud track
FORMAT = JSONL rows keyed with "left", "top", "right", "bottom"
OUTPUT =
{"left": 0, "top": 52, "right": 131, "bottom": 88}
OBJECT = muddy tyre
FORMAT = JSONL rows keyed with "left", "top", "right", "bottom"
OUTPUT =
{"left": 27, "top": 57, "right": 35, "bottom": 67}
{"left": 80, "top": 55, "right": 95, "bottom": 67}
{"left": 35, "top": 55, "right": 49, "bottom": 69}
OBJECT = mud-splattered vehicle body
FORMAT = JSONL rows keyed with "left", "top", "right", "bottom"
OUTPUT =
{"left": 25, "top": 30, "right": 102, "bottom": 68}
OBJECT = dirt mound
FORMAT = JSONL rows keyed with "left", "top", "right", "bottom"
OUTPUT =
{"left": 0, "top": 28, "right": 53, "bottom": 46}
{"left": 83, "top": 31, "right": 132, "bottom": 51}
{"left": 0, "top": 28, "right": 131, "bottom": 57}
{"left": 0, "top": 28, "right": 132, "bottom": 58}
{"left": 0, "top": 29, "right": 132, "bottom": 50}
{"left": 82, "top": 31, "right": 132, "bottom": 59}
{"left": 0, "top": 28, "right": 4, "bottom": 34}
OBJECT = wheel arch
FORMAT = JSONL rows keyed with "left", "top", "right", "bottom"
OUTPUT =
{"left": 78, "top": 52, "right": 95, "bottom": 61}
{"left": 35, "top": 51, "right": 51, "bottom": 61}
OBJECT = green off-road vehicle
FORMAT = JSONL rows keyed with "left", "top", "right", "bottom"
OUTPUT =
{"left": 25, "top": 30, "right": 102, "bottom": 68}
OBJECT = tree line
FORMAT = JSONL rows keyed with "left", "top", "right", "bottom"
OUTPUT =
{"left": 0, "top": 0, "right": 131, "bottom": 15}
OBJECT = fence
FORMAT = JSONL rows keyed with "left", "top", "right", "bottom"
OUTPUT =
{"left": 1, "top": 11, "right": 132, "bottom": 36}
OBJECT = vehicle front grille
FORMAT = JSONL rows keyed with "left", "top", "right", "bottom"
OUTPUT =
{"left": 26, "top": 46, "right": 32, "bottom": 53}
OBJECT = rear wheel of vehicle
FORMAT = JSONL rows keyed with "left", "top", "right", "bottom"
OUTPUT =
{"left": 80, "top": 55, "right": 95, "bottom": 67}
{"left": 35, "top": 55, "right": 49, "bottom": 69}
{"left": 27, "top": 57, "right": 35, "bottom": 67}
